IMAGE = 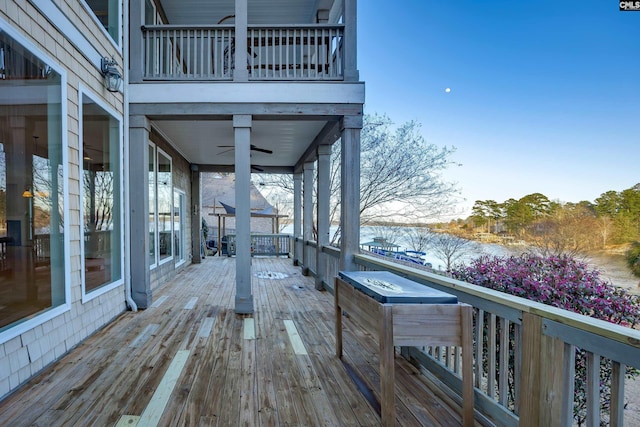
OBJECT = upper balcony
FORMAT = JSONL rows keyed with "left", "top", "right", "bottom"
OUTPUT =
{"left": 141, "top": 23, "right": 345, "bottom": 81}
{"left": 130, "top": 0, "right": 358, "bottom": 84}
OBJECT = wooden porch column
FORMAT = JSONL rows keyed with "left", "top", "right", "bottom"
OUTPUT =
{"left": 343, "top": 0, "right": 359, "bottom": 82}
{"left": 315, "top": 144, "right": 331, "bottom": 290}
{"left": 129, "top": 115, "right": 151, "bottom": 308}
{"left": 190, "top": 164, "right": 201, "bottom": 264}
{"left": 293, "top": 172, "right": 302, "bottom": 266}
{"left": 339, "top": 116, "right": 362, "bottom": 271}
{"left": 234, "top": 114, "right": 253, "bottom": 314}
{"left": 234, "top": 0, "right": 249, "bottom": 82}
{"left": 302, "top": 161, "right": 314, "bottom": 276}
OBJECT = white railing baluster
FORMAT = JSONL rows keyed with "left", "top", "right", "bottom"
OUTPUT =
{"left": 285, "top": 29, "right": 290, "bottom": 79}
{"left": 278, "top": 28, "right": 283, "bottom": 79}
{"left": 269, "top": 30, "right": 281, "bottom": 78}
{"left": 313, "top": 28, "right": 318, "bottom": 78}
{"left": 165, "top": 30, "right": 170, "bottom": 77}
{"left": 186, "top": 29, "right": 192, "bottom": 76}
{"left": 307, "top": 28, "right": 311, "bottom": 78}
{"left": 207, "top": 30, "right": 212, "bottom": 78}
{"left": 293, "top": 29, "right": 298, "bottom": 79}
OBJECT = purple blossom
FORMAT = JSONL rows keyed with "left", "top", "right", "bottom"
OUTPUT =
{"left": 452, "top": 254, "right": 640, "bottom": 327}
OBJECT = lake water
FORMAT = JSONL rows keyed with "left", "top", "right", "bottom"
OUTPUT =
{"left": 283, "top": 224, "right": 639, "bottom": 293}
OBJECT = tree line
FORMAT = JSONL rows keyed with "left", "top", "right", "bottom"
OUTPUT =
{"left": 467, "top": 184, "right": 640, "bottom": 254}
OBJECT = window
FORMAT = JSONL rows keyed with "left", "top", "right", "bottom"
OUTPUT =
{"left": 174, "top": 190, "right": 186, "bottom": 265}
{"left": 80, "top": 91, "right": 122, "bottom": 295}
{"left": 148, "top": 145, "right": 173, "bottom": 266}
{"left": 83, "top": 0, "right": 120, "bottom": 44}
{"left": 0, "top": 28, "right": 66, "bottom": 333}
{"left": 145, "top": 0, "right": 157, "bottom": 26}
{"left": 149, "top": 143, "right": 156, "bottom": 267}
{"left": 157, "top": 150, "right": 172, "bottom": 261}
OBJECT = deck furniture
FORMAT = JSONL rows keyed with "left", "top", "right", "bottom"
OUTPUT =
{"left": 335, "top": 270, "right": 474, "bottom": 427}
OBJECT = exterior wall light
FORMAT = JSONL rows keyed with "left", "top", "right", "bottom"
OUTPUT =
{"left": 101, "top": 57, "right": 122, "bottom": 92}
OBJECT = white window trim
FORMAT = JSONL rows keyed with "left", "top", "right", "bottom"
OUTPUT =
{"left": 0, "top": 17, "right": 71, "bottom": 344}
{"left": 78, "top": 85, "right": 125, "bottom": 304}
{"left": 156, "top": 147, "right": 174, "bottom": 266}
{"left": 149, "top": 141, "right": 158, "bottom": 270}
{"left": 79, "top": 0, "right": 123, "bottom": 51}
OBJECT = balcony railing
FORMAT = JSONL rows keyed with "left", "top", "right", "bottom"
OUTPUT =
{"left": 225, "top": 233, "right": 290, "bottom": 256}
{"left": 141, "top": 24, "right": 344, "bottom": 81}
{"left": 300, "top": 240, "right": 640, "bottom": 426}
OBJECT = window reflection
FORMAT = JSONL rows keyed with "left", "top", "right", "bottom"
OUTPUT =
{"left": 0, "top": 30, "right": 65, "bottom": 331}
{"left": 174, "top": 190, "right": 185, "bottom": 263}
{"left": 82, "top": 94, "right": 121, "bottom": 292}
{"left": 84, "top": 0, "right": 119, "bottom": 42}
{"left": 149, "top": 144, "right": 155, "bottom": 265}
{"left": 149, "top": 146, "right": 173, "bottom": 266}
{"left": 157, "top": 151, "right": 172, "bottom": 260}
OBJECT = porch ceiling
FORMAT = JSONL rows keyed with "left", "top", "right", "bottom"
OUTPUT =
{"left": 152, "top": 119, "right": 328, "bottom": 169}
{"left": 160, "top": 0, "right": 333, "bottom": 25}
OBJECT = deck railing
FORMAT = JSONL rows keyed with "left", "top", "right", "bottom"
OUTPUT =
{"left": 141, "top": 24, "right": 344, "bottom": 81}
{"left": 247, "top": 25, "right": 344, "bottom": 80}
{"left": 352, "top": 254, "right": 640, "bottom": 426}
{"left": 142, "top": 25, "right": 234, "bottom": 80}
{"left": 225, "top": 234, "right": 290, "bottom": 256}
{"left": 298, "top": 243, "right": 640, "bottom": 425}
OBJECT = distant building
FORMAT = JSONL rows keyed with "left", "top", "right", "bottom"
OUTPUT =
{"left": 201, "top": 173, "right": 280, "bottom": 236}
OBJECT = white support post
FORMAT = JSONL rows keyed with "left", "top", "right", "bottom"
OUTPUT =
{"left": 315, "top": 145, "right": 331, "bottom": 290}
{"left": 302, "top": 161, "right": 314, "bottom": 276}
{"left": 234, "top": 0, "right": 249, "bottom": 82}
{"left": 129, "top": 115, "right": 152, "bottom": 308}
{"left": 340, "top": 116, "right": 362, "bottom": 271}
{"left": 343, "top": 0, "right": 359, "bottom": 81}
{"left": 234, "top": 114, "right": 253, "bottom": 314}
{"left": 293, "top": 172, "right": 302, "bottom": 266}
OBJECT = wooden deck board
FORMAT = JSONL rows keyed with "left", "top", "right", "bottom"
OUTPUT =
{"left": 0, "top": 257, "right": 467, "bottom": 427}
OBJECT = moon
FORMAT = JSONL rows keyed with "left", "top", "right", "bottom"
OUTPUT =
{"left": 445, "top": 87, "right": 451, "bottom": 93}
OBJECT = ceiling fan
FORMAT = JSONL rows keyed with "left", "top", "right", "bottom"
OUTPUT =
{"left": 217, "top": 144, "right": 273, "bottom": 155}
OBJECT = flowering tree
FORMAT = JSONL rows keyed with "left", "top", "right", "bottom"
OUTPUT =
{"left": 452, "top": 254, "right": 640, "bottom": 425}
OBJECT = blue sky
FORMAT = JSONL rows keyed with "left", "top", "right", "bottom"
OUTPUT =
{"left": 358, "top": 0, "right": 640, "bottom": 218}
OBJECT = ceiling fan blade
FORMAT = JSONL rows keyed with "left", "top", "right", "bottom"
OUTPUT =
{"left": 216, "top": 145, "right": 273, "bottom": 154}
{"left": 250, "top": 145, "right": 273, "bottom": 154}
{"left": 217, "top": 148, "right": 234, "bottom": 155}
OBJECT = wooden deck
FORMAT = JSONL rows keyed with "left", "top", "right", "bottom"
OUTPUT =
{"left": 0, "top": 257, "right": 466, "bottom": 426}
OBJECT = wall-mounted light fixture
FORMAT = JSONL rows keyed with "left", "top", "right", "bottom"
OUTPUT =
{"left": 22, "top": 187, "right": 33, "bottom": 198}
{"left": 101, "top": 57, "right": 122, "bottom": 93}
